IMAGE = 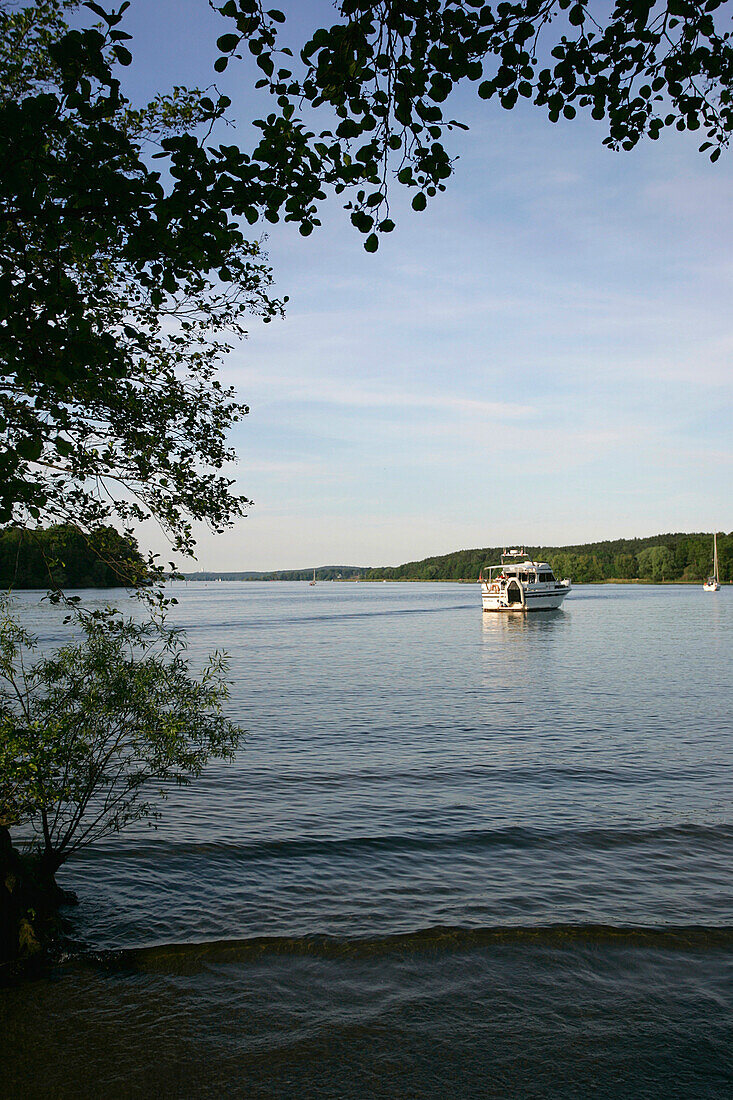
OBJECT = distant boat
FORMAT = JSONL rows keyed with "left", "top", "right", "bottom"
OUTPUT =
{"left": 480, "top": 547, "right": 571, "bottom": 611}
{"left": 309, "top": 569, "right": 316, "bottom": 587}
{"left": 703, "top": 533, "right": 720, "bottom": 592}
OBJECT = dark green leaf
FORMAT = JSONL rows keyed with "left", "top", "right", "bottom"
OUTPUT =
{"left": 112, "top": 45, "right": 132, "bottom": 66}
{"left": 216, "top": 33, "right": 240, "bottom": 52}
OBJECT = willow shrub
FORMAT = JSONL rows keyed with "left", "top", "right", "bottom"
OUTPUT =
{"left": 0, "top": 604, "right": 243, "bottom": 878}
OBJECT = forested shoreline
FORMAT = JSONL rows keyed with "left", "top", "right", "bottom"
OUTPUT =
{"left": 0, "top": 525, "right": 147, "bottom": 589}
{"left": 364, "top": 533, "right": 731, "bottom": 584}
{"left": 186, "top": 533, "right": 730, "bottom": 585}
{"left": 4, "top": 529, "right": 727, "bottom": 589}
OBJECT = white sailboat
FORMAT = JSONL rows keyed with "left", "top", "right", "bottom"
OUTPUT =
{"left": 703, "top": 533, "right": 720, "bottom": 592}
{"left": 309, "top": 569, "right": 316, "bottom": 587}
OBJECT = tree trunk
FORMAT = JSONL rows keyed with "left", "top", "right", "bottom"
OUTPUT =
{"left": 36, "top": 847, "right": 69, "bottom": 902}
{"left": 1, "top": 825, "right": 29, "bottom": 964}
{"left": 0, "top": 828, "right": 74, "bottom": 966}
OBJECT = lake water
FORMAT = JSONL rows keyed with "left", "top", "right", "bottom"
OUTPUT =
{"left": 3, "top": 582, "right": 733, "bottom": 1097}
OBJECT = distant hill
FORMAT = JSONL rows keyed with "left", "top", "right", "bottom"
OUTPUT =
{"left": 184, "top": 566, "right": 365, "bottom": 582}
{"left": 184, "top": 533, "right": 730, "bottom": 585}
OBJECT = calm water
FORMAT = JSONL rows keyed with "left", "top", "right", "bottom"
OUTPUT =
{"left": 3, "top": 582, "right": 733, "bottom": 1097}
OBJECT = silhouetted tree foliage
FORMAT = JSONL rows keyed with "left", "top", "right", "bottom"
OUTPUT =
{"left": 0, "top": 525, "right": 147, "bottom": 589}
{"left": 1, "top": 0, "right": 284, "bottom": 563}
{"left": 4, "top": 0, "right": 730, "bottom": 558}
{"left": 215, "top": 0, "right": 733, "bottom": 248}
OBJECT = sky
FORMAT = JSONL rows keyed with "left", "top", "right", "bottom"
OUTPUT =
{"left": 122, "top": 1, "right": 731, "bottom": 571}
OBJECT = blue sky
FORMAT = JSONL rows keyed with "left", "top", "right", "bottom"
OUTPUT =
{"left": 123, "top": 1, "right": 731, "bottom": 570}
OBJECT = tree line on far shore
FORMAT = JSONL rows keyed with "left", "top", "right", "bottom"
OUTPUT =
{"left": 361, "top": 534, "right": 731, "bottom": 584}
{"left": 2, "top": 529, "right": 727, "bottom": 589}
{"left": 185, "top": 533, "right": 730, "bottom": 585}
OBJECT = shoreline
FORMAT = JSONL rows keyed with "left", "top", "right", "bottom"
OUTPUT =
{"left": 180, "top": 578, "right": 720, "bottom": 586}
{"left": 2, "top": 579, "right": 724, "bottom": 592}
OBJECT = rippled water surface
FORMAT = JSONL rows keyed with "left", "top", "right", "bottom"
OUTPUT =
{"left": 4, "top": 582, "right": 733, "bottom": 1097}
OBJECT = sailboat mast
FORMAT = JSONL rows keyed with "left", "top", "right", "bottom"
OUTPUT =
{"left": 713, "top": 532, "right": 719, "bottom": 581}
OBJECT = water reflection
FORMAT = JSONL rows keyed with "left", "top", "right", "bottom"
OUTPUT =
{"left": 478, "top": 609, "right": 567, "bottom": 700}
{"left": 480, "top": 608, "right": 566, "bottom": 639}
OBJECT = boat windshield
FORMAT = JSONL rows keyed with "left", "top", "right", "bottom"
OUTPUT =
{"left": 482, "top": 562, "right": 557, "bottom": 584}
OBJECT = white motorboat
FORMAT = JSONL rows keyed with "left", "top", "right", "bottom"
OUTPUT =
{"left": 703, "top": 533, "right": 720, "bottom": 592}
{"left": 480, "top": 548, "right": 571, "bottom": 612}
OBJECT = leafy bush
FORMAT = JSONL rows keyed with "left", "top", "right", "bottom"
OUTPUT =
{"left": 0, "top": 604, "right": 243, "bottom": 875}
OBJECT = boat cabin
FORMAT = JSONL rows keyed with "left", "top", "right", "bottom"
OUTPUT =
{"left": 483, "top": 550, "right": 557, "bottom": 587}
{"left": 495, "top": 562, "right": 557, "bottom": 585}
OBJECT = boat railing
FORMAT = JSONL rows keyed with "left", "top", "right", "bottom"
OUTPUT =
{"left": 481, "top": 569, "right": 570, "bottom": 587}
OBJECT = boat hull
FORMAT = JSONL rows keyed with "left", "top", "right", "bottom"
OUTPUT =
{"left": 481, "top": 584, "right": 570, "bottom": 612}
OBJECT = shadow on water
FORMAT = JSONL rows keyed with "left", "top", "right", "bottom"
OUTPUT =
{"left": 95, "top": 922, "right": 733, "bottom": 975}
{"left": 3, "top": 924, "right": 733, "bottom": 1100}
{"left": 62, "top": 821, "right": 733, "bottom": 863}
